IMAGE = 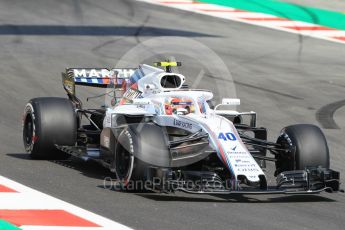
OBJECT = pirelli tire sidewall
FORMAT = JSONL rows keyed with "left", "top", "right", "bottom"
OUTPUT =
{"left": 23, "top": 97, "right": 77, "bottom": 159}
{"left": 114, "top": 127, "right": 147, "bottom": 188}
{"left": 23, "top": 103, "right": 36, "bottom": 153}
{"left": 276, "top": 124, "right": 330, "bottom": 174}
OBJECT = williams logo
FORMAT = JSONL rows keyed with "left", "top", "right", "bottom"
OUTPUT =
{"left": 173, "top": 119, "right": 192, "bottom": 129}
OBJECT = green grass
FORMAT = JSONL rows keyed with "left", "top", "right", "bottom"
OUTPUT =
{"left": 0, "top": 220, "right": 21, "bottom": 230}
{"left": 198, "top": 0, "right": 345, "bottom": 30}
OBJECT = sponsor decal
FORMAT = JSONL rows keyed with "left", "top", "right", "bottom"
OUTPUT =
{"left": 122, "top": 88, "right": 142, "bottom": 102}
{"left": 173, "top": 119, "right": 193, "bottom": 129}
{"left": 172, "top": 101, "right": 192, "bottom": 106}
{"left": 218, "top": 132, "right": 237, "bottom": 141}
{"left": 234, "top": 164, "right": 257, "bottom": 167}
{"left": 240, "top": 160, "right": 251, "bottom": 163}
{"left": 228, "top": 155, "right": 251, "bottom": 159}
{"left": 237, "top": 168, "right": 260, "bottom": 172}
{"left": 72, "top": 68, "right": 135, "bottom": 79}
{"left": 226, "top": 151, "right": 248, "bottom": 155}
{"left": 124, "top": 130, "right": 134, "bottom": 153}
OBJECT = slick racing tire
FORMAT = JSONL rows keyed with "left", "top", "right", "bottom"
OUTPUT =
{"left": 275, "top": 124, "right": 330, "bottom": 175}
{"left": 23, "top": 97, "right": 77, "bottom": 159}
{"left": 113, "top": 127, "right": 148, "bottom": 191}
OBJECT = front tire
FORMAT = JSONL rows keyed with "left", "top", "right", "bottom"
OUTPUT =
{"left": 23, "top": 97, "right": 77, "bottom": 159}
{"left": 113, "top": 127, "right": 147, "bottom": 191}
{"left": 275, "top": 124, "right": 330, "bottom": 175}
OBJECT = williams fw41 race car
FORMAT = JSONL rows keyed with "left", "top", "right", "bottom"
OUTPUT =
{"left": 23, "top": 62, "right": 341, "bottom": 195}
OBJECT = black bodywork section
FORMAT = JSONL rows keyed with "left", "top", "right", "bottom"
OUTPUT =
{"left": 99, "top": 123, "right": 212, "bottom": 168}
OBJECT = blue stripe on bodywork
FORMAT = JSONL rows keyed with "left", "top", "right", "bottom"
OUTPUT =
{"left": 199, "top": 123, "right": 235, "bottom": 176}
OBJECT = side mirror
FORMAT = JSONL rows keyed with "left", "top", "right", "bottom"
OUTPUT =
{"left": 214, "top": 98, "right": 240, "bottom": 110}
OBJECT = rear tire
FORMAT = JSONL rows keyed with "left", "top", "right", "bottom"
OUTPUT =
{"left": 23, "top": 97, "right": 77, "bottom": 159}
{"left": 275, "top": 124, "right": 330, "bottom": 175}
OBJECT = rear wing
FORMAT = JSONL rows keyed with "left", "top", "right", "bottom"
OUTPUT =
{"left": 62, "top": 68, "right": 136, "bottom": 95}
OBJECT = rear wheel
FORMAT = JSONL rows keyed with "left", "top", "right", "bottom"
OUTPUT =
{"left": 23, "top": 97, "right": 77, "bottom": 159}
{"left": 275, "top": 124, "right": 330, "bottom": 175}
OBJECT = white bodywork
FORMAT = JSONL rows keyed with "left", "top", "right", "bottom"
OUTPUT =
{"left": 103, "top": 64, "right": 265, "bottom": 185}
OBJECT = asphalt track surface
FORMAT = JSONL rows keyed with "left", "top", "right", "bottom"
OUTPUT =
{"left": 0, "top": 0, "right": 345, "bottom": 229}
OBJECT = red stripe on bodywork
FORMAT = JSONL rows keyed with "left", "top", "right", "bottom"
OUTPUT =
{"left": 283, "top": 26, "right": 335, "bottom": 31}
{"left": 206, "top": 130, "right": 230, "bottom": 171}
{"left": 0, "top": 185, "right": 17, "bottom": 193}
{"left": 214, "top": 137, "right": 227, "bottom": 164}
{"left": 0, "top": 210, "right": 100, "bottom": 227}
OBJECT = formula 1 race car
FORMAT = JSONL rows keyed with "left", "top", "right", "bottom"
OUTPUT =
{"left": 23, "top": 61, "right": 340, "bottom": 194}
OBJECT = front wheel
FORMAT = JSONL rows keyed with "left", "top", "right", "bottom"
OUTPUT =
{"left": 275, "top": 124, "right": 330, "bottom": 175}
{"left": 112, "top": 127, "right": 147, "bottom": 191}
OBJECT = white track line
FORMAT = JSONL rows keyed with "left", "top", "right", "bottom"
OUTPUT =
{"left": 21, "top": 227, "right": 109, "bottom": 230}
{"left": 0, "top": 176, "right": 132, "bottom": 230}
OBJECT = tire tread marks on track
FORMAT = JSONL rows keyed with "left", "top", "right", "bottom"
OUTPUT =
{"left": 235, "top": 80, "right": 303, "bottom": 100}
{"left": 316, "top": 99, "right": 345, "bottom": 129}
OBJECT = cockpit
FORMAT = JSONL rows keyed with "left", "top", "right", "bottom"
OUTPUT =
{"left": 164, "top": 97, "right": 195, "bottom": 115}
{"left": 159, "top": 94, "right": 209, "bottom": 116}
